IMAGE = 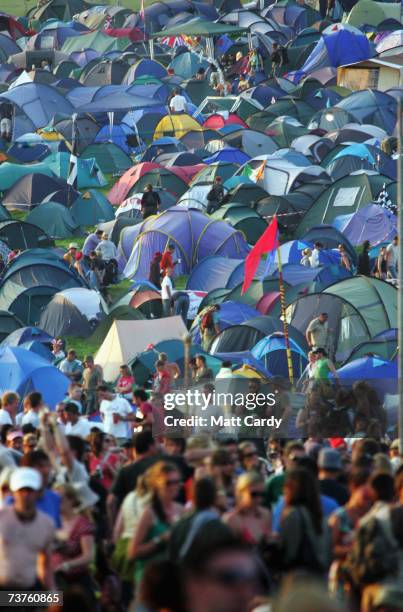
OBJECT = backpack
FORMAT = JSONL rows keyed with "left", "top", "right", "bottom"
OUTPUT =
{"left": 200, "top": 309, "right": 214, "bottom": 331}
{"left": 344, "top": 516, "right": 400, "bottom": 587}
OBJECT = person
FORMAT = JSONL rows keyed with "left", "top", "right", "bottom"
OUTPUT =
{"left": 95, "top": 232, "right": 118, "bottom": 285}
{"left": 209, "top": 63, "right": 220, "bottom": 89}
{"left": 82, "top": 228, "right": 103, "bottom": 261}
{"left": 0, "top": 467, "right": 55, "bottom": 591}
{"left": 237, "top": 74, "right": 249, "bottom": 93}
{"left": 270, "top": 42, "right": 283, "bottom": 77}
{"left": 116, "top": 364, "right": 135, "bottom": 400}
{"left": 306, "top": 313, "right": 329, "bottom": 351}
{"left": 224, "top": 472, "right": 271, "bottom": 547}
{"left": 161, "top": 267, "right": 174, "bottom": 317}
{"left": 20, "top": 450, "right": 62, "bottom": 528}
{"left": 338, "top": 244, "right": 352, "bottom": 272}
{"left": 317, "top": 448, "right": 349, "bottom": 506}
{"left": 206, "top": 176, "right": 224, "bottom": 214}
{"left": 41, "top": 60, "right": 50, "bottom": 71}
{"left": 310, "top": 242, "right": 323, "bottom": 268}
{"left": 216, "top": 361, "right": 233, "bottom": 380}
{"left": 297, "top": 350, "right": 317, "bottom": 393}
{"left": 88, "top": 431, "right": 120, "bottom": 491}
{"left": 97, "top": 385, "right": 136, "bottom": 442}
{"left": 149, "top": 251, "right": 162, "bottom": 289}
{"left": 312, "top": 348, "right": 338, "bottom": 390}
{"left": 158, "top": 353, "right": 181, "bottom": 383}
{"left": 193, "top": 354, "right": 213, "bottom": 383}
{"left": 58, "top": 349, "right": 83, "bottom": 382}
{"left": 0, "top": 391, "right": 19, "bottom": 426}
{"left": 51, "top": 339, "right": 65, "bottom": 362}
{"left": 141, "top": 184, "right": 161, "bottom": 219}
{"left": 199, "top": 304, "right": 220, "bottom": 351}
{"left": 386, "top": 235, "right": 398, "bottom": 279}
{"left": 376, "top": 246, "right": 388, "bottom": 279}
{"left": 169, "top": 88, "right": 187, "bottom": 114}
{"left": 358, "top": 241, "right": 371, "bottom": 276}
{"left": 6, "top": 430, "right": 23, "bottom": 457}
{"left": 127, "top": 461, "right": 184, "bottom": 587}
{"left": 278, "top": 467, "right": 330, "bottom": 575}
{"left": 63, "top": 243, "right": 79, "bottom": 268}
{"left": 20, "top": 392, "right": 42, "bottom": 428}
{"left": 195, "top": 67, "right": 206, "bottom": 81}
{"left": 52, "top": 484, "right": 96, "bottom": 605}
{"left": 300, "top": 248, "right": 312, "bottom": 267}
{"left": 0, "top": 103, "right": 12, "bottom": 142}
{"left": 247, "top": 49, "right": 263, "bottom": 73}
{"left": 87, "top": 250, "right": 104, "bottom": 290}
{"left": 171, "top": 290, "right": 190, "bottom": 325}
{"left": 160, "top": 243, "right": 177, "bottom": 272}
{"left": 65, "top": 383, "right": 84, "bottom": 415}
{"left": 64, "top": 403, "right": 92, "bottom": 439}
{"left": 82, "top": 355, "right": 103, "bottom": 415}
{"left": 264, "top": 441, "right": 306, "bottom": 507}
{"left": 153, "top": 360, "right": 172, "bottom": 396}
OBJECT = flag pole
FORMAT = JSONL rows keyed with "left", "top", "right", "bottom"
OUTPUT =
{"left": 276, "top": 245, "right": 294, "bottom": 387}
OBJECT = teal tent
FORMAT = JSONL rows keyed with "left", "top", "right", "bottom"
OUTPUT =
{"left": 71, "top": 190, "right": 115, "bottom": 226}
{"left": 26, "top": 202, "right": 82, "bottom": 239}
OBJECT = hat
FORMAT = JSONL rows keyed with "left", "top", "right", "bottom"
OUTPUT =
{"left": 68, "top": 242, "right": 78, "bottom": 250}
{"left": 52, "top": 338, "right": 63, "bottom": 346}
{"left": 318, "top": 448, "right": 342, "bottom": 471}
{"left": 102, "top": 232, "right": 109, "bottom": 239}
{"left": 6, "top": 430, "right": 23, "bottom": 442}
{"left": 10, "top": 467, "right": 42, "bottom": 492}
{"left": 391, "top": 438, "right": 400, "bottom": 450}
{"left": 72, "top": 482, "right": 99, "bottom": 511}
{"left": 95, "top": 228, "right": 103, "bottom": 235}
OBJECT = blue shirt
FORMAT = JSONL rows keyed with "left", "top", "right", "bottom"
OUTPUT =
{"left": 83, "top": 233, "right": 100, "bottom": 257}
{"left": 271, "top": 494, "right": 339, "bottom": 533}
{"left": 7, "top": 489, "right": 61, "bottom": 528}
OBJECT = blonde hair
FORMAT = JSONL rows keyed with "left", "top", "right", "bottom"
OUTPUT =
{"left": 235, "top": 472, "right": 264, "bottom": 500}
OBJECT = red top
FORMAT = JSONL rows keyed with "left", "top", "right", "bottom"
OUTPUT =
{"left": 153, "top": 370, "right": 171, "bottom": 395}
{"left": 160, "top": 252, "right": 173, "bottom": 271}
{"left": 53, "top": 515, "right": 95, "bottom": 575}
{"left": 89, "top": 452, "right": 120, "bottom": 489}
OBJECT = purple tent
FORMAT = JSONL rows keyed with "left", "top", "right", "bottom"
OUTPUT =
{"left": 333, "top": 203, "right": 397, "bottom": 246}
{"left": 118, "top": 206, "right": 250, "bottom": 280}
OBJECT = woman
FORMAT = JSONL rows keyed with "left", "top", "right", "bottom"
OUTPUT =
{"left": 149, "top": 252, "right": 162, "bottom": 289}
{"left": 338, "top": 244, "right": 351, "bottom": 272}
{"left": 279, "top": 467, "right": 330, "bottom": 575}
{"left": 128, "top": 461, "right": 184, "bottom": 588}
{"left": 328, "top": 469, "right": 371, "bottom": 602}
{"left": 224, "top": 472, "right": 271, "bottom": 546}
{"left": 300, "top": 248, "right": 312, "bottom": 267}
{"left": 53, "top": 484, "right": 97, "bottom": 604}
{"left": 376, "top": 246, "right": 388, "bottom": 279}
{"left": 88, "top": 431, "right": 120, "bottom": 491}
{"left": 358, "top": 241, "right": 371, "bottom": 276}
{"left": 116, "top": 365, "right": 135, "bottom": 400}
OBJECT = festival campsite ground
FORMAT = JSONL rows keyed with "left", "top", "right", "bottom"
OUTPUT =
{"left": 9, "top": 0, "right": 162, "bottom": 17}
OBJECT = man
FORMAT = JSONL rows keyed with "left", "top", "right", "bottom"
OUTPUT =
{"left": 20, "top": 392, "right": 43, "bottom": 428}
{"left": 200, "top": 305, "right": 220, "bottom": 351}
{"left": 312, "top": 347, "right": 338, "bottom": 385}
{"left": 6, "top": 430, "right": 23, "bottom": 458}
{"left": 161, "top": 267, "right": 174, "bottom": 317}
{"left": 153, "top": 360, "right": 172, "bottom": 396}
{"left": 141, "top": 184, "right": 161, "bottom": 219}
{"left": 82, "top": 356, "right": 103, "bottom": 415}
{"left": 317, "top": 448, "right": 349, "bottom": 506}
{"left": 0, "top": 391, "right": 19, "bottom": 426}
{"left": 169, "top": 88, "right": 187, "bottom": 114}
{"left": 64, "top": 402, "right": 92, "bottom": 439}
{"left": 216, "top": 361, "right": 233, "bottom": 379}
{"left": 63, "top": 243, "right": 79, "bottom": 268}
{"left": 270, "top": 42, "right": 283, "bottom": 77}
{"left": 83, "top": 228, "right": 103, "bottom": 260}
{"left": 20, "top": 450, "right": 62, "bottom": 528}
{"left": 263, "top": 440, "right": 306, "bottom": 507}
{"left": 195, "top": 67, "right": 206, "bottom": 81}
{"left": 96, "top": 232, "right": 117, "bottom": 263}
{"left": 132, "top": 389, "right": 155, "bottom": 427}
{"left": 58, "top": 349, "right": 83, "bottom": 382}
{"left": 386, "top": 235, "right": 398, "bottom": 279}
{"left": 64, "top": 382, "right": 84, "bottom": 414}
{"left": 306, "top": 312, "right": 329, "bottom": 351}
{"left": 310, "top": 241, "right": 323, "bottom": 268}
{"left": 206, "top": 176, "right": 224, "bottom": 215}
{"left": 55, "top": 402, "right": 68, "bottom": 432}
{"left": 97, "top": 384, "right": 135, "bottom": 442}
{"left": 0, "top": 467, "right": 55, "bottom": 591}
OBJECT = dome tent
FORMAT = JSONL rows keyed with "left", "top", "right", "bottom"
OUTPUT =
{"left": 26, "top": 202, "right": 82, "bottom": 239}
{"left": 251, "top": 332, "right": 308, "bottom": 379}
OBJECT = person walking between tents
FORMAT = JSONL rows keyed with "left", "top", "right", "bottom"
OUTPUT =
{"left": 141, "top": 184, "right": 160, "bottom": 220}
{"left": 306, "top": 313, "right": 329, "bottom": 353}
{"left": 386, "top": 235, "right": 398, "bottom": 280}
{"left": 206, "top": 176, "right": 224, "bottom": 214}
{"left": 161, "top": 267, "right": 174, "bottom": 318}
{"left": 199, "top": 305, "right": 221, "bottom": 351}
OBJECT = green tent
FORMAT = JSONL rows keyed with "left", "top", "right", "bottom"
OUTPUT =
{"left": 152, "top": 19, "right": 246, "bottom": 38}
{"left": 344, "top": 338, "right": 397, "bottom": 365}
{"left": 344, "top": 0, "right": 400, "bottom": 26}
{"left": 71, "top": 190, "right": 115, "bottom": 227}
{"left": 62, "top": 31, "right": 130, "bottom": 55}
{"left": 212, "top": 203, "right": 267, "bottom": 245}
{"left": 81, "top": 143, "right": 132, "bottom": 175}
{"left": 89, "top": 305, "right": 145, "bottom": 345}
{"left": 26, "top": 202, "right": 82, "bottom": 239}
{"left": 0, "top": 310, "right": 23, "bottom": 343}
{"left": 247, "top": 115, "right": 309, "bottom": 147}
{"left": 295, "top": 173, "right": 395, "bottom": 236}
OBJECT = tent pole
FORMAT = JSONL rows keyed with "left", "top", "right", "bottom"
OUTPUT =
{"left": 276, "top": 246, "right": 294, "bottom": 387}
{"left": 397, "top": 98, "right": 403, "bottom": 453}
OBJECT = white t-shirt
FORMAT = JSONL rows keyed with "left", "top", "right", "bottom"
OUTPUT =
{"left": 65, "top": 418, "right": 92, "bottom": 439}
{"left": 0, "top": 410, "right": 12, "bottom": 426}
{"left": 387, "top": 243, "right": 398, "bottom": 266}
{"left": 170, "top": 94, "right": 187, "bottom": 112}
{"left": 100, "top": 397, "right": 132, "bottom": 438}
{"left": 309, "top": 248, "right": 320, "bottom": 268}
{"left": 161, "top": 276, "right": 173, "bottom": 300}
{"left": 21, "top": 411, "right": 40, "bottom": 428}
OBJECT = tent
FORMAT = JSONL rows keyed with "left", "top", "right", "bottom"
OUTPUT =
{"left": 0, "top": 326, "right": 53, "bottom": 349}
{"left": 287, "top": 276, "right": 397, "bottom": 361}
{"left": 70, "top": 190, "right": 115, "bottom": 226}
{"left": 2, "top": 173, "right": 78, "bottom": 211}
{"left": 190, "top": 301, "right": 260, "bottom": 345}
{"left": 332, "top": 203, "right": 396, "bottom": 246}
{"left": 95, "top": 316, "right": 187, "bottom": 381}
{"left": 38, "top": 289, "right": 102, "bottom": 338}
{"left": 335, "top": 356, "right": 397, "bottom": 399}
{"left": 89, "top": 305, "right": 145, "bottom": 345}
{"left": 0, "top": 346, "right": 69, "bottom": 408}
{"left": 0, "top": 220, "right": 52, "bottom": 250}
{"left": 119, "top": 206, "right": 250, "bottom": 280}
{"left": 0, "top": 311, "right": 23, "bottom": 343}
{"left": 187, "top": 256, "right": 265, "bottom": 292}
{"left": 300, "top": 225, "right": 357, "bottom": 266}
{"left": 154, "top": 114, "right": 202, "bottom": 140}
{"left": 81, "top": 143, "right": 132, "bottom": 175}
{"left": 343, "top": 337, "right": 397, "bottom": 365}
{"left": 26, "top": 202, "right": 82, "bottom": 239}
{"left": 211, "top": 204, "right": 268, "bottom": 245}
{"left": 251, "top": 332, "right": 308, "bottom": 379}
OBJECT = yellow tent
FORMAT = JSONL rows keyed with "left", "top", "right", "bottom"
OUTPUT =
{"left": 153, "top": 114, "right": 202, "bottom": 140}
{"left": 232, "top": 364, "right": 266, "bottom": 379}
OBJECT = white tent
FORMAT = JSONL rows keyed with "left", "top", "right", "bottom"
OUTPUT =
{"left": 95, "top": 316, "right": 188, "bottom": 381}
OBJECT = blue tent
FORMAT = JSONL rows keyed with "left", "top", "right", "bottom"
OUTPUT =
{"left": 251, "top": 332, "right": 308, "bottom": 379}
{"left": 336, "top": 90, "right": 397, "bottom": 133}
{"left": 1, "top": 326, "right": 53, "bottom": 348}
{"left": 191, "top": 301, "right": 260, "bottom": 345}
{"left": 0, "top": 347, "right": 69, "bottom": 408}
{"left": 271, "top": 263, "right": 351, "bottom": 288}
{"left": 168, "top": 52, "right": 209, "bottom": 79}
{"left": 214, "top": 350, "right": 273, "bottom": 379}
{"left": 187, "top": 256, "right": 267, "bottom": 292}
{"left": 335, "top": 355, "right": 397, "bottom": 399}
{"left": 203, "top": 148, "right": 251, "bottom": 166}
{"left": 20, "top": 340, "right": 54, "bottom": 361}
{"left": 275, "top": 241, "right": 341, "bottom": 266}
{"left": 94, "top": 124, "right": 135, "bottom": 154}
{"left": 300, "top": 30, "right": 372, "bottom": 77}
{"left": 333, "top": 203, "right": 397, "bottom": 247}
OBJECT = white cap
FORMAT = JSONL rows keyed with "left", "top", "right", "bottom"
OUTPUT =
{"left": 10, "top": 467, "right": 42, "bottom": 492}
{"left": 68, "top": 242, "right": 79, "bottom": 250}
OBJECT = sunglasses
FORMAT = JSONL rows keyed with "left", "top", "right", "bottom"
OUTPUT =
{"left": 166, "top": 479, "right": 181, "bottom": 486}
{"left": 250, "top": 491, "right": 264, "bottom": 498}
{"left": 104, "top": 438, "right": 113, "bottom": 443}
{"left": 204, "top": 568, "right": 257, "bottom": 586}
{"left": 243, "top": 451, "right": 257, "bottom": 459}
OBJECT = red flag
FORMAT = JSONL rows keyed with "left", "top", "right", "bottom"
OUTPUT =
{"left": 241, "top": 216, "right": 279, "bottom": 294}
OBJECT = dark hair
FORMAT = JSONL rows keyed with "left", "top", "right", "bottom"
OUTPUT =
{"left": 196, "top": 354, "right": 206, "bottom": 365}
{"left": 97, "top": 384, "right": 110, "bottom": 393}
{"left": 164, "top": 436, "right": 186, "bottom": 454}
{"left": 284, "top": 468, "right": 323, "bottom": 534}
{"left": 185, "top": 534, "right": 251, "bottom": 575}
{"left": 139, "top": 560, "right": 185, "bottom": 612}
{"left": 211, "top": 448, "right": 232, "bottom": 467}
{"left": 21, "top": 423, "right": 36, "bottom": 435}
{"left": 133, "top": 389, "right": 148, "bottom": 402}
{"left": 88, "top": 431, "right": 105, "bottom": 457}
{"left": 64, "top": 402, "right": 79, "bottom": 415}
{"left": 25, "top": 392, "right": 42, "bottom": 409}
{"left": 1, "top": 424, "right": 13, "bottom": 444}
{"left": 67, "top": 435, "right": 87, "bottom": 462}
{"left": 20, "top": 449, "right": 49, "bottom": 468}
{"left": 193, "top": 477, "right": 217, "bottom": 510}
{"left": 369, "top": 472, "right": 395, "bottom": 502}
{"left": 348, "top": 468, "right": 371, "bottom": 489}
{"left": 134, "top": 430, "right": 155, "bottom": 455}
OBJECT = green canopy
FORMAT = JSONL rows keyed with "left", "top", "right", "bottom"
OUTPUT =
{"left": 152, "top": 19, "right": 246, "bottom": 38}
